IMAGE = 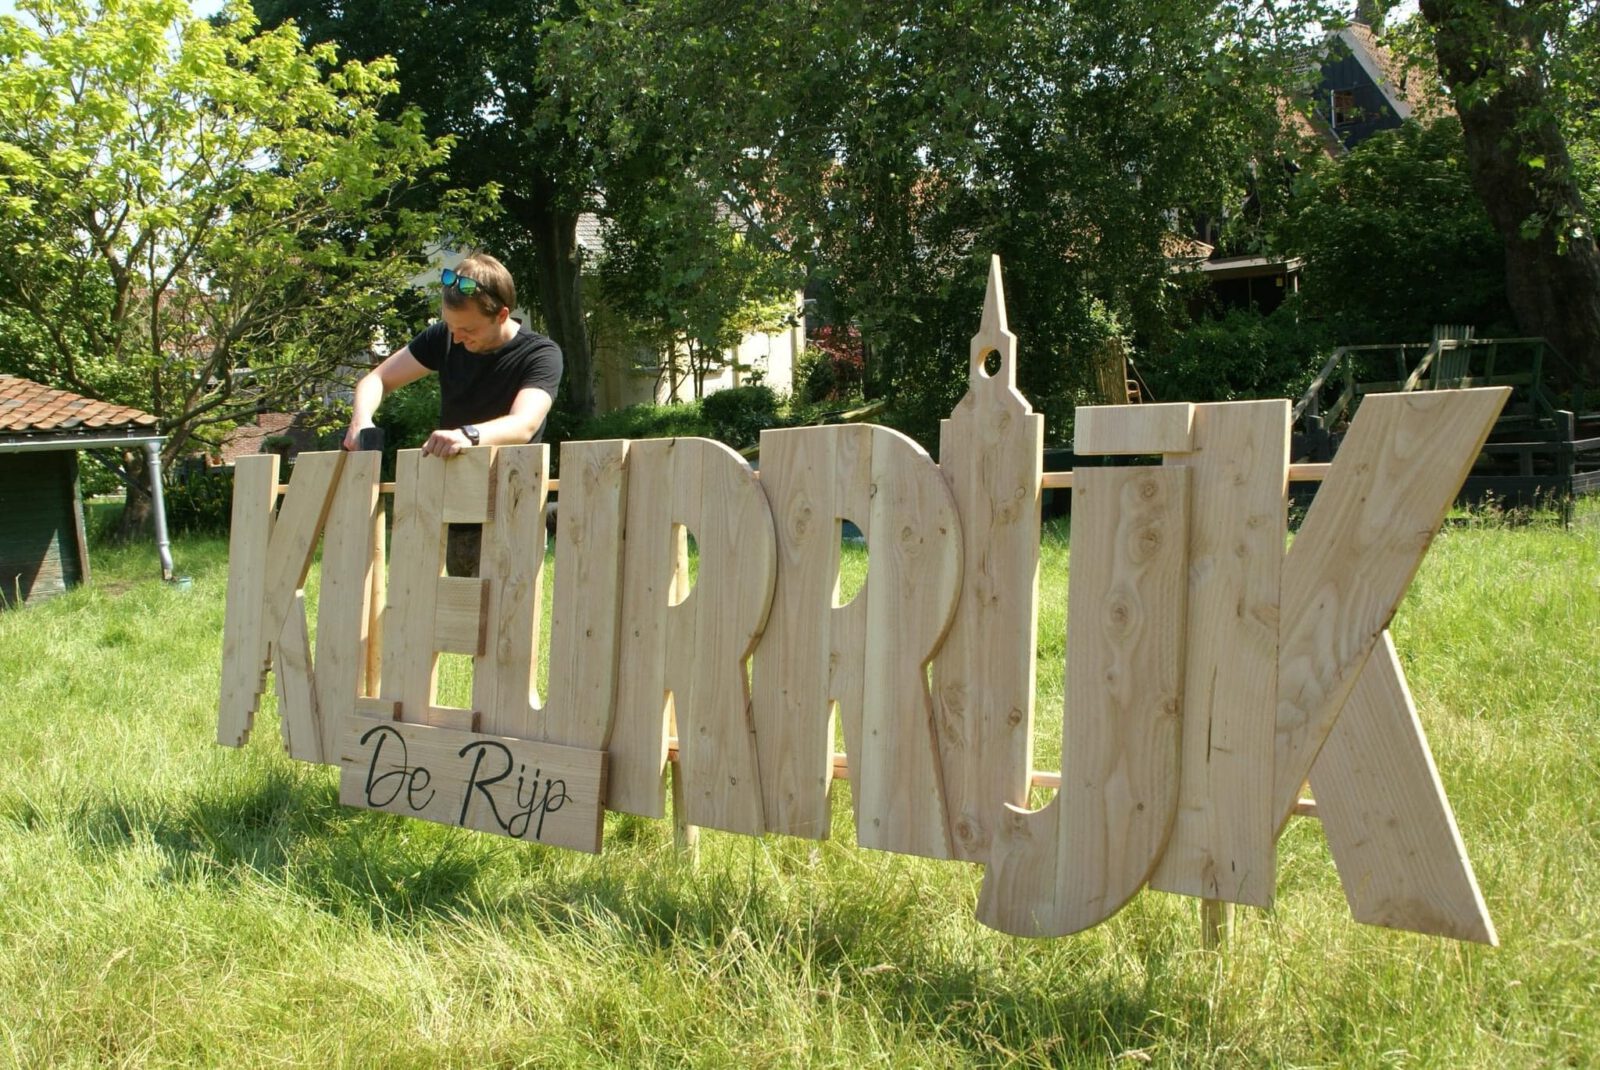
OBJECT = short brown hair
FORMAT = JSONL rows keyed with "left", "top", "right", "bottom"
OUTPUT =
{"left": 442, "top": 253, "right": 515, "bottom": 317}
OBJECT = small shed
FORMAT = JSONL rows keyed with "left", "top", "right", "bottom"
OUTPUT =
{"left": 0, "top": 375, "right": 171, "bottom": 607}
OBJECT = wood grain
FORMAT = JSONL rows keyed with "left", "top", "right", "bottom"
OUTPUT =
{"left": 259, "top": 451, "right": 344, "bottom": 652}
{"left": 1075, "top": 403, "right": 1195, "bottom": 456}
{"left": 382, "top": 450, "right": 448, "bottom": 726}
{"left": 979, "top": 464, "right": 1188, "bottom": 937}
{"left": 218, "top": 454, "right": 280, "bottom": 746}
{"left": 1148, "top": 400, "right": 1288, "bottom": 907}
{"left": 274, "top": 591, "right": 320, "bottom": 761}
{"left": 1310, "top": 631, "right": 1497, "bottom": 943}
{"left": 441, "top": 446, "right": 495, "bottom": 523}
{"left": 337, "top": 714, "right": 607, "bottom": 853}
{"left": 217, "top": 450, "right": 342, "bottom": 752}
{"left": 933, "top": 255, "right": 1044, "bottom": 862}
{"left": 364, "top": 497, "right": 387, "bottom": 698}
{"left": 311, "top": 449, "right": 382, "bottom": 762}
{"left": 543, "top": 440, "right": 629, "bottom": 751}
{"left": 753, "top": 424, "right": 962, "bottom": 857}
{"left": 608, "top": 439, "right": 680, "bottom": 818}
{"left": 475, "top": 444, "right": 550, "bottom": 740}
{"left": 663, "top": 438, "right": 777, "bottom": 836}
{"left": 751, "top": 425, "right": 845, "bottom": 839}
{"left": 1274, "top": 388, "right": 1508, "bottom": 827}
{"left": 434, "top": 576, "right": 490, "bottom": 655}
{"left": 855, "top": 426, "right": 963, "bottom": 858}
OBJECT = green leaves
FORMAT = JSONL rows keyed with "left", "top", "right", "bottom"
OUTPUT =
{"left": 0, "top": 0, "right": 478, "bottom": 471}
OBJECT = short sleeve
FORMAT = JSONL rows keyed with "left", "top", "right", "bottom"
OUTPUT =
{"left": 406, "top": 321, "right": 449, "bottom": 370}
{"left": 520, "top": 337, "right": 563, "bottom": 400}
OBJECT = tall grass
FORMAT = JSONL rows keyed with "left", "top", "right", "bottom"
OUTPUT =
{"left": 0, "top": 502, "right": 1595, "bottom": 1068}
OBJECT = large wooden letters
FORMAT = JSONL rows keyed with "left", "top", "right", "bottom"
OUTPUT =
{"left": 218, "top": 261, "right": 1504, "bottom": 945}
{"left": 609, "top": 438, "right": 777, "bottom": 835}
{"left": 754, "top": 423, "right": 962, "bottom": 858}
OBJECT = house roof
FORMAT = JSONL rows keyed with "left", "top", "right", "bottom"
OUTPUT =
{"left": 576, "top": 213, "right": 605, "bottom": 258}
{"left": 216, "top": 412, "right": 318, "bottom": 466}
{"left": 1342, "top": 21, "right": 1449, "bottom": 124}
{"left": 0, "top": 375, "right": 159, "bottom": 440}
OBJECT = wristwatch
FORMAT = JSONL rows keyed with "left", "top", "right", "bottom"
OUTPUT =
{"left": 460, "top": 424, "right": 480, "bottom": 446}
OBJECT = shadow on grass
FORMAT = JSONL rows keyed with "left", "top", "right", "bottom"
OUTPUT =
{"left": 9, "top": 772, "right": 1186, "bottom": 1062}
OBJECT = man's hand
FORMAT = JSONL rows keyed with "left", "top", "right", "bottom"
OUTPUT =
{"left": 421, "top": 428, "right": 472, "bottom": 457}
{"left": 343, "top": 422, "right": 375, "bottom": 451}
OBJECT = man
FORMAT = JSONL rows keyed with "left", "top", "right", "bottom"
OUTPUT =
{"left": 345, "top": 253, "right": 562, "bottom": 573}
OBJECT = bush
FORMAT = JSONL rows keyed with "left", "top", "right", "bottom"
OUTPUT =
{"left": 798, "top": 325, "right": 866, "bottom": 404}
{"left": 700, "top": 385, "right": 780, "bottom": 450}
{"left": 1144, "top": 303, "right": 1332, "bottom": 404}
{"left": 571, "top": 401, "right": 713, "bottom": 443}
{"left": 161, "top": 465, "right": 235, "bottom": 535}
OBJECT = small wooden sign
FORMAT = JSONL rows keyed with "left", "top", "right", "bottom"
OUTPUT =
{"left": 336, "top": 714, "right": 608, "bottom": 853}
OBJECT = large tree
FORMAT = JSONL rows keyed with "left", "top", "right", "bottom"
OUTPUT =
{"left": 549, "top": 0, "right": 1335, "bottom": 441}
{"left": 0, "top": 0, "right": 472, "bottom": 533}
{"left": 1418, "top": 0, "right": 1600, "bottom": 382}
{"left": 1278, "top": 116, "right": 1516, "bottom": 346}
{"left": 254, "top": 0, "right": 606, "bottom": 418}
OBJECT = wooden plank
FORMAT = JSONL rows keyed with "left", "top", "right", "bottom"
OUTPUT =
{"left": 258, "top": 451, "right": 344, "bottom": 650}
{"left": 854, "top": 426, "right": 962, "bottom": 858}
{"left": 1075, "top": 403, "right": 1194, "bottom": 456}
{"left": 218, "top": 449, "right": 342, "bottom": 750}
{"left": 933, "top": 255, "right": 1043, "bottom": 862}
{"left": 1273, "top": 388, "right": 1509, "bottom": 828}
{"left": 544, "top": 439, "right": 629, "bottom": 750}
{"left": 663, "top": 438, "right": 776, "bottom": 836}
{"left": 825, "top": 423, "right": 873, "bottom": 833}
{"left": 608, "top": 439, "right": 681, "bottom": 818}
{"left": 354, "top": 697, "right": 400, "bottom": 720}
{"left": 274, "top": 592, "right": 321, "bottom": 762}
{"left": 475, "top": 444, "right": 550, "bottom": 739}
{"left": 1288, "top": 463, "right": 1330, "bottom": 482}
{"left": 441, "top": 445, "right": 495, "bottom": 523}
{"left": 1149, "top": 400, "right": 1288, "bottom": 907}
{"left": 1310, "top": 631, "right": 1497, "bottom": 943}
{"left": 979, "top": 466, "right": 1188, "bottom": 937}
{"left": 752, "top": 424, "right": 961, "bottom": 857}
{"left": 313, "top": 450, "right": 382, "bottom": 763}
{"left": 363, "top": 496, "right": 387, "bottom": 698}
{"left": 381, "top": 450, "right": 448, "bottom": 726}
{"left": 336, "top": 715, "right": 606, "bottom": 853}
{"left": 218, "top": 454, "right": 280, "bottom": 746}
{"left": 752, "top": 426, "right": 843, "bottom": 840}
{"left": 434, "top": 576, "right": 490, "bottom": 655}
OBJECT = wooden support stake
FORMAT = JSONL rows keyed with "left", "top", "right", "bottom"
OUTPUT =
{"left": 1201, "top": 899, "right": 1234, "bottom": 950}
{"left": 670, "top": 758, "right": 700, "bottom": 860}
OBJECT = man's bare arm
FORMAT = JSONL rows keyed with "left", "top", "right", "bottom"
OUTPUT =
{"left": 344, "top": 348, "right": 431, "bottom": 450}
{"left": 419, "top": 386, "right": 555, "bottom": 457}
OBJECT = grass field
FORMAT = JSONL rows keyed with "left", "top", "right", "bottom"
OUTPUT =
{"left": 0, "top": 500, "right": 1596, "bottom": 1068}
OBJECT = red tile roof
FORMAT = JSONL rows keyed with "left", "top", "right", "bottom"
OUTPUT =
{"left": 0, "top": 375, "right": 159, "bottom": 438}
{"left": 1344, "top": 22, "right": 1450, "bottom": 124}
{"left": 217, "top": 412, "right": 317, "bottom": 465}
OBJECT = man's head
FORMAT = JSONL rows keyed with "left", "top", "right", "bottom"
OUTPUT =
{"left": 441, "top": 253, "right": 517, "bottom": 352}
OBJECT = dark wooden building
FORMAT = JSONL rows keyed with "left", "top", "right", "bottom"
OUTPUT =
{"left": 0, "top": 376, "right": 164, "bottom": 607}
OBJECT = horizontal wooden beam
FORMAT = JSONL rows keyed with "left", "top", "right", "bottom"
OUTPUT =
{"left": 273, "top": 463, "right": 1331, "bottom": 499}
{"left": 657, "top": 737, "right": 1324, "bottom": 822}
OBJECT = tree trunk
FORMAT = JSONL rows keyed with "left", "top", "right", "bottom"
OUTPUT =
{"left": 528, "top": 202, "right": 597, "bottom": 419}
{"left": 1421, "top": 0, "right": 1600, "bottom": 383}
{"left": 116, "top": 448, "right": 153, "bottom": 542}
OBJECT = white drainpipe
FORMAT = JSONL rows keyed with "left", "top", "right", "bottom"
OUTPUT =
{"left": 143, "top": 440, "right": 175, "bottom": 582}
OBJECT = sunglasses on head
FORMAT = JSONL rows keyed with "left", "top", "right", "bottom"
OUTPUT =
{"left": 441, "top": 268, "right": 498, "bottom": 303}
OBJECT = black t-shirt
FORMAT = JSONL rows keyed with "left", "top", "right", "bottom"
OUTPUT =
{"left": 407, "top": 321, "right": 563, "bottom": 442}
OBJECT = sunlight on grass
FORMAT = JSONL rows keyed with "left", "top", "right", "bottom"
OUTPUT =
{"left": 0, "top": 501, "right": 1595, "bottom": 1066}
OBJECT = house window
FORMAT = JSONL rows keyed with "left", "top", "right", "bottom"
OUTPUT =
{"left": 1332, "top": 89, "right": 1358, "bottom": 126}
